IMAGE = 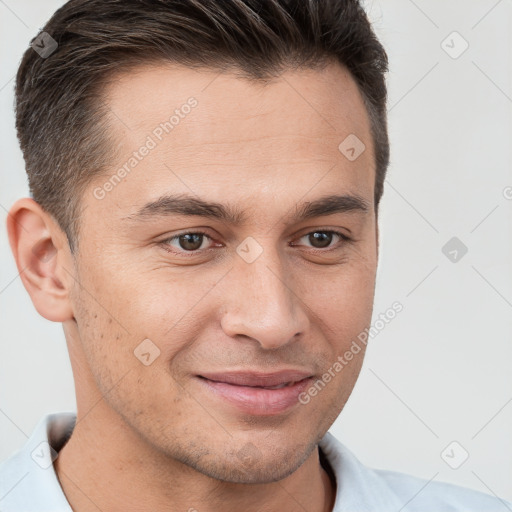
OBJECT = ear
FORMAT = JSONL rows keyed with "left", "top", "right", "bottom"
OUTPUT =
{"left": 7, "top": 198, "right": 75, "bottom": 322}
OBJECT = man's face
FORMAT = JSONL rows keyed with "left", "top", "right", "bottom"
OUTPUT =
{"left": 67, "top": 61, "right": 378, "bottom": 483}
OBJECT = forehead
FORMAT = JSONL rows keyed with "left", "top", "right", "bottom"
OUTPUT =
{"left": 90, "top": 61, "right": 375, "bottom": 220}
{"left": 103, "top": 60, "right": 372, "bottom": 146}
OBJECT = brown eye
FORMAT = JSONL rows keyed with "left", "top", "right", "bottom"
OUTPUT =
{"left": 296, "top": 230, "right": 350, "bottom": 250}
{"left": 161, "top": 231, "right": 213, "bottom": 254}
{"left": 308, "top": 231, "right": 334, "bottom": 249}
{"left": 177, "top": 233, "right": 206, "bottom": 251}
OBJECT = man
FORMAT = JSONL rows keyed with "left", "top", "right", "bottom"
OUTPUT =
{"left": 1, "top": 0, "right": 510, "bottom": 510}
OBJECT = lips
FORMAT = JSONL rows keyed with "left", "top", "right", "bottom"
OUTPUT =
{"left": 198, "top": 370, "right": 313, "bottom": 389}
{"left": 196, "top": 372, "right": 315, "bottom": 415}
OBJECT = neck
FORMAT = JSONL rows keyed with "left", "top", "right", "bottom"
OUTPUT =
{"left": 54, "top": 403, "right": 336, "bottom": 512}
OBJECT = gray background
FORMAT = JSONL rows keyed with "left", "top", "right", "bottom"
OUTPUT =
{"left": 1, "top": 0, "right": 511, "bottom": 503}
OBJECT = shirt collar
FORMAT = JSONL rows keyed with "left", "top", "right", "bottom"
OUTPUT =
{"left": 319, "top": 431, "right": 404, "bottom": 511}
{"left": 0, "top": 412, "right": 76, "bottom": 511}
{"left": 0, "top": 412, "right": 405, "bottom": 511}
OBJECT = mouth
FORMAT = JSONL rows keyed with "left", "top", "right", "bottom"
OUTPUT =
{"left": 197, "top": 370, "right": 314, "bottom": 387}
{"left": 197, "top": 376, "right": 300, "bottom": 390}
{"left": 195, "top": 372, "right": 315, "bottom": 415}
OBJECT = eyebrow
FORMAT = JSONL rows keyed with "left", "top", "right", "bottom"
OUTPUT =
{"left": 124, "top": 192, "right": 370, "bottom": 225}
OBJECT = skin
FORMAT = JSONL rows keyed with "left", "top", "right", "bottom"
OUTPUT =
{"left": 8, "top": 60, "right": 379, "bottom": 512}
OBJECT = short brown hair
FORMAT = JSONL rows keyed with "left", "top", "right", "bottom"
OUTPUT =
{"left": 15, "top": 0, "right": 389, "bottom": 252}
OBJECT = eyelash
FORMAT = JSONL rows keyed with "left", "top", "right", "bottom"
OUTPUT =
{"left": 159, "top": 229, "right": 352, "bottom": 256}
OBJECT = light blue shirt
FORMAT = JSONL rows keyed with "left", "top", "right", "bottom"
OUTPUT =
{"left": 0, "top": 412, "right": 510, "bottom": 511}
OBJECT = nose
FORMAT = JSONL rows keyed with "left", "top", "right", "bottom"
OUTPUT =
{"left": 220, "top": 246, "right": 310, "bottom": 350}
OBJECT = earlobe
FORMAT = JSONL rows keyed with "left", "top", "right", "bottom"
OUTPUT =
{"left": 7, "top": 198, "right": 75, "bottom": 323}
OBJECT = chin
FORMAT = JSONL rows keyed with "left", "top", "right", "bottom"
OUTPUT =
{"left": 195, "top": 441, "right": 315, "bottom": 484}
{"left": 199, "top": 459, "right": 304, "bottom": 485}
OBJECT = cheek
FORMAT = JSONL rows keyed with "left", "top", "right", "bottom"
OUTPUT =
{"left": 298, "top": 257, "right": 376, "bottom": 335}
{"left": 70, "top": 261, "right": 206, "bottom": 392}
{"left": 70, "top": 261, "right": 146, "bottom": 392}
{"left": 72, "top": 292, "right": 177, "bottom": 420}
{"left": 83, "top": 249, "right": 209, "bottom": 333}
{"left": 73, "top": 291, "right": 130, "bottom": 389}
